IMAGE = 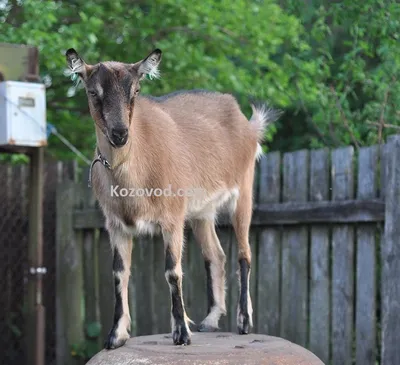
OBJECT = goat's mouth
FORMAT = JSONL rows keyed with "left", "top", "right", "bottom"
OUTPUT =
{"left": 108, "top": 129, "right": 129, "bottom": 148}
{"left": 106, "top": 135, "right": 128, "bottom": 148}
{"left": 108, "top": 137, "right": 128, "bottom": 148}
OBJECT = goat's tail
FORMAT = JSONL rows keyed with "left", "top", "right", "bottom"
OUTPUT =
{"left": 249, "top": 102, "right": 282, "bottom": 143}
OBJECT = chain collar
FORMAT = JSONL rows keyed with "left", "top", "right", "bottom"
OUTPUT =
{"left": 88, "top": 147, "right": 112, "bottom": 188}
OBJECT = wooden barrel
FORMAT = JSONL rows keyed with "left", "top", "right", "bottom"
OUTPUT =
{"left": 86, "top": 332, "right": 325, "bottom": 365}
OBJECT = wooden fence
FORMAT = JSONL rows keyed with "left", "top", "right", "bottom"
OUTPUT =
{"left": 0, "top": 159, "right": 77, "bottom": 365}
{"left": 55, "top": 136, "right": 400, "bottom": 365}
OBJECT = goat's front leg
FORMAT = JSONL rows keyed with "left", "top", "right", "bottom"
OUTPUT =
{"left": 163, "top": 224, "right": 192, "bottom": 345}
{"left": 104, "top": 228, "right": 133, "bottom": 349}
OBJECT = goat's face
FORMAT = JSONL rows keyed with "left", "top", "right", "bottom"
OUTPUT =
{"left": 65, "top": 48, "right": 162, "bottom": 148}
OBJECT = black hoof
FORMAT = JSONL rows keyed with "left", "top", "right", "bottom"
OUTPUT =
{"left": 104, "top": 328, "right": 130, "bottom": 349}
{"left": 237, "top": 313, "right": 250, "bottom": 335}
{"left": 172, "top": 324, "right": 191, "bottom": 345}
{"left": 197, "top": 323, "right": 218, "bottom": 332}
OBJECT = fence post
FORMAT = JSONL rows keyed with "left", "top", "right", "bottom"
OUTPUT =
{"left": 81, "top": 167, "right": 101, "bottom": 354}
{"left": 26, "top": 147, "right": 45, "bottom": 365}
{"left": 382, "top": 135, "right": 400, "bottom": 365}
{"left": 56, "top": 181, "right": 85, "bottom": 365}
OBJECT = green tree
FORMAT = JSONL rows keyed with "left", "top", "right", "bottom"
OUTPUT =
{"left": 0, "top": 0, "right": 319, "bottom": 160}
{"left": 277, "top": 0, "right": 400, "bottom": 151}
{"left": 2, "top": 1, "right": 399, "bottom": 159}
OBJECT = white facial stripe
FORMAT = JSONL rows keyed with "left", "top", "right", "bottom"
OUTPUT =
{"left": 96, "top": 83, "right": 104, "bottom": 98}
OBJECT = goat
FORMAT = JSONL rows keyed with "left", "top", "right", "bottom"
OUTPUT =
{"left": 65, "top": 48, "right": 279, "bottom": 348}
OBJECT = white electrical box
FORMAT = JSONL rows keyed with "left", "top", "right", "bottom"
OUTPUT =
{"left": 0, "top": 81, "right": 47, "bottom": 147}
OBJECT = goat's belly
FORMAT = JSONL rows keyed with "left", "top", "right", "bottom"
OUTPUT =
{"left": 185, "top": 187, "right": 239, "bottom": 221}
{"left": 132, "top": 219, "right": 161, "bottom": 235}
{"left": 104, "top": 209, "right": 161, "bottom": 237}
{"left": 103, "top": 187, "right": 239, "bottom": 236}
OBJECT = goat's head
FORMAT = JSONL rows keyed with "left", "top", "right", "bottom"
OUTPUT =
{"left": 65, "top": 48, "right": 162, "bottom": 148}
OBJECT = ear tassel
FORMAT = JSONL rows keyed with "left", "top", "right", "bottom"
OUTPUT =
{"left": 71, "top": 73, "right": 78, "bottom": 82}
{"left": 64, "top": 67, "right": 81, "bottom": 88}
{"left": 65, "top": 58, "right": 83, "bottom": 87}
{"left": 145, "top": 67, "right": 160, "bottom": 80}
{"left": 70, "top": 71, "right": 81, "bottom": 87}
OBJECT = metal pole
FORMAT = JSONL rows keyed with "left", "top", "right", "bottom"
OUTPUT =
{"left": 27, "top": 147, "right": 45, "bottom": 365}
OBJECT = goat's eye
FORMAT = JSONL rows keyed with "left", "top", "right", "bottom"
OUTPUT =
{"left": 88, "top": 90, "right": 97, "bottom": 97}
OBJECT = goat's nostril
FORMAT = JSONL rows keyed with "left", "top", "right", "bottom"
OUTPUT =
{"left": 111, "top": 128, "right": 128, "bottom": 140}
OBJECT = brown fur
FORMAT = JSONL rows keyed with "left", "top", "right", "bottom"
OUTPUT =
{"left": 93, "top": 92, "right": 258, "bottom": 231}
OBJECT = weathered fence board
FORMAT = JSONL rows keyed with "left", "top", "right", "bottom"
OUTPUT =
{"left": 257, "top": 152, "right": 281, "bottom": 336}
{"left": 151, "top": 235, "right": 171, "bottom": 334}
{"left": 281, "top": 150, "right": 309, "bottom": 347}
{"left": 81, "top": 172, "right": 101, "bottom": 351}
{"left": 0, "top": 161, "right": 77, "bottom": 365}
{"left": 49, "top": 136, "right": 400, "bottom": 365}
{"left": 56, "top": 181, "right": 85, "bottom": 365}
{"left": 309, "top": 148, "right": 330, "bottom": 364}
{"left": 331, "top": 147, "right": 355, "bottom": 365}
{"left": 381, "top": 135, "right": 400, "bottom": 365}
{"left": 74, "top": 199, "right": 385, "bottom": 229}
{"left": 135, "top": 237, "right": 156, "bottom": 335}
{"left": 45, "top": 161, "right": 77, "bottom": 364}
{"left": 380, "top": 143, "right": 389, "bottom": 200}
{"left": 356, "top": 146, "right": 378, "bottom": 365}
{"left": 97, "top": 229, "right": 114, "bottom": 343}
{"left": 185, "top": 232, "right": 208, "bottom": 326}
{"left": 217, "top": 227, "right": 232, "bottom": 331}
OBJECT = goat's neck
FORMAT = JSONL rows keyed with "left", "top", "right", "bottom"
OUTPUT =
{"left": 95, "top": 127, "right": 132, "bottom": 170}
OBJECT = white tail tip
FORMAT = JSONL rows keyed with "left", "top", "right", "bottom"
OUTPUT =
{"left": 250, "top": 103, "right": 282, "bottom": 142}
{"left": 255, "top": 143, "right": 263, "bottom": 161}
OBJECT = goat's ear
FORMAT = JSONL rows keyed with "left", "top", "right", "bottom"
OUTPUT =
{"left": 132, "top": 49, "right": 162, "bottom": 81}
{"left": 65, "top": 48, "right": 91, "bottom": 81}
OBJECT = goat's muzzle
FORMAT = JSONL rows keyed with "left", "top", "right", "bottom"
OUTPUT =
{"left": 111, "top": 127, "right": 128, "bottom": 147}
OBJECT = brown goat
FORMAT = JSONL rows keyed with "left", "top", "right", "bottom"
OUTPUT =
{"left": 65, "top": 48, "right": 279, "bottom": 348}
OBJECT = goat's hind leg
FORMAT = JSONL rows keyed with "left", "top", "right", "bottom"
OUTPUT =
{"left": 191, "top": 219, "right": 226, "bottom": 332}
{"left": 104, "top": 228, "right": 133, "bottom": 349}
{"left": 232, "top": 184, "right": 254, "bottom": 335}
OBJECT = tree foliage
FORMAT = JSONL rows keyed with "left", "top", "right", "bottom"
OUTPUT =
{"left": 1, "top": 0, "right": 399, "bottom": 161}
{"left": 279, "top": 0, "right": 400, "bottom": 151}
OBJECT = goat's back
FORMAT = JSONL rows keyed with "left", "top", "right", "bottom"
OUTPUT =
{"left": 136, "top": 90, "right": 258, "bottom": 190}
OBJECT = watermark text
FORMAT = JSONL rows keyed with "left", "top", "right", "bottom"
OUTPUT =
{"left": 110, "top": 184, "right": 205, "bottom": 198}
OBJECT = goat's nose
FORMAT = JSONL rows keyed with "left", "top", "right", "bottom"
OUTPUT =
{"left": 111, "top": 127, "right": 128, "bottom": 146}
{"left": 112, "top": 128, "right": 128, "bottom": 139}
